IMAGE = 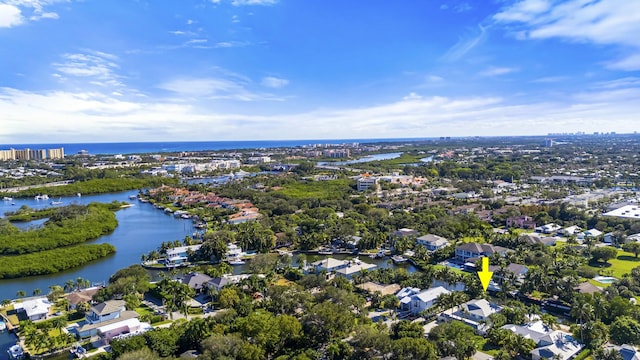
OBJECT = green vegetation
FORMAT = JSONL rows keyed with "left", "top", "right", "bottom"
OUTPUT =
{"left": 589, "top": 249, "right": 640, "bottom": 279}
{"left": 1, "top": 177, "right": 176, "bottom": 198}
{"left": 0, "top": 243, "right": 115, "bottom": 278}
{"left": 275, "top": 178, "right": 355, "bottom": 200}
{"left": 0, "top": 203, "right": 118, "bottom": 255}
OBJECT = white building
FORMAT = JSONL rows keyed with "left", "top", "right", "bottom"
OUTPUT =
{"left": 438, "top": 299, "right": 502, "bottom": 334}
{"left": 166, "top": 245, "right": 202, "bottom": 266}
{"left": 400, "top": 286, "right": 450, "bottom": 315}
{"left": 15, "top": 298, "right": 52, "bottom": 321}
{"left": 357, "top": 176, "right": 378, "bottom": 191}
{"left": 502, "top": 320, "right": 583, "bottom": 360}
{"left": 335, "top": 259, "right": 376, "bottom": 280}
{"left": 416, "top": 234, "right": 449, "bottom": 251}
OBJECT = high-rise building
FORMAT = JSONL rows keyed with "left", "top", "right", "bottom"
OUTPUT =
{"left": 14, "top": 148, "right": 30, "bottom": 160}
{"left": 29, "top": 149, "right": 47, "bottom": 160}
{"left": 48, "top": 148, "right": 65, "bottom": 159}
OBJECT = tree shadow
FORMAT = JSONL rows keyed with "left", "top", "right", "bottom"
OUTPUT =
{"left": 587, "top": 260, "right": 612, "bottom": 268}
{"left": 617, "top": 255, "right": 640, "bottom": 262}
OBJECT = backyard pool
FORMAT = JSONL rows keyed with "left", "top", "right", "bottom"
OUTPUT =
{"left": 593, "top": 276, "right": 617, "bottom": 284}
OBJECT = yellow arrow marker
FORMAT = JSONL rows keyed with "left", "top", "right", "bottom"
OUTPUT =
{"left": 477, "top": 256, "right": 493, "bottom": 291}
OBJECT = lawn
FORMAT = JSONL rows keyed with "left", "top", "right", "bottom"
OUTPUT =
{"left": 134, "top": 305, "right": 154, "bottom": 317}
{"left": 588, "top": 249, "right": 640, "bottom": 278}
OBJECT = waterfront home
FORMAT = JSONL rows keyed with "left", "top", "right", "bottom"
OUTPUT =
{"left": 454, "top": 243, "right": 511, "bottom": 262}
{"left": 574, "top": 281, "right": 603, "bottom": 295}
{"left": 86, "top": 300, "right": 126, "bottom": 324}
{"left": 560, "top": 225, "right": 582, "bottom": 236}
{"left": 180, "top": 272, "right": 214, "bottom": 293}
{"left": 65, "top": 287, "right": 101, "bottom": 310}
{"left": 14, "top": 297, "right": 52, "bottom": 321}
{"left": 334, "top": 259, "right": 376, "bottom": 280}
{"left": 502, "top": 320, "right": 583, "bottom": 360}
{"left": 97, "top": 318, "right": 151, "bottom": 345}
{"left": 438, "top": 299, "right": 502, "bottom": 335}
{"left": 206, "top": 274, "right": 266, "bottom": 292}
{"left": 399, "top": 286, "right": 450, "bottom": 315}
{"left": 311, "top": 257, "right": 349, "bottom": 273}
{"left": 166, "top": 244, "right": 202, "bottom": 266}
{"left": 416, "top": 234, "right": 449, "bottom": 251}
{"left": 76, "top": 300, "right": 139, "bottom": 338}
{"left": 489, "top": 263, "right": 529, "bottom": 283}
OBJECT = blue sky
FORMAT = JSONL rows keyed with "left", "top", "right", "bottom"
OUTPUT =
{"left": 1, "top": 0, "right": 639, "bottom": 143}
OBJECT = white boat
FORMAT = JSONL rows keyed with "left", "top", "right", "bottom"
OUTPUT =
{"left": 228, "top": 257, "right": 246, "bottom": 265}
{"left": 8, "top": 344, "right": 24, "bottom": 359}
{"left": 2, "top": 196, "right": 12, "bottom": 201}
{"left": 0, "top": 319, "right": 6, "bottom": 331}
{"left": 391, "top": 255, "right": 408, "bottom": 264}
{"left": 77, "top": 193, "right": 82, "bottom": 197}
{"left": 129, "top": 195, "right": 138, "bottom": 200}
{"left": 50, "top": 198, "right": 63, "bottom": 205}
{"left": 34, "top": 194, "right": 49, "bottom": 200}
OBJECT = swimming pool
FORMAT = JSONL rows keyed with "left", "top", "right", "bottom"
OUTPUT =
{"left": 593, "top": 276, "right": 617, "bottom": 284}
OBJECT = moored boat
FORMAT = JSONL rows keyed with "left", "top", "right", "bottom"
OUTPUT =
{"left": 8, "top": 344, "right": 24, "bottom": 359}
{"left": 391, "top": 255, "right": 408, "bottom": 264}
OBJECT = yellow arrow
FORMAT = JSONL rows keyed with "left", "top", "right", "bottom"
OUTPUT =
{"left": 477, "top": 257, "right": 493, "bottom": 291}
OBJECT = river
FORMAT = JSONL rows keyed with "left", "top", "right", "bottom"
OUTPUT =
{"left": 0, "top": 190, "right": 196, "bottom": 301}
{"left": 317, "top": 152, "right": 402, "bottom": 166}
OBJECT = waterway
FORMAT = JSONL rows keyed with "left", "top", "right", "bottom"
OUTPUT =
{"left": 317, "top": 152, "right": 402, "bottom": 166}
{"left": 0, "top": 190, "right": 417, "bottom": 301}
{"left": 0, "top": 190, "right": 196, "bottom": 301}
{"left": 0, "top": 327, "right": 18, "bottom": 360}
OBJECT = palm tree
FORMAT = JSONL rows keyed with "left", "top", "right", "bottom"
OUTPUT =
{"left": 32, "top": 288, "right": 41, "bottom": 296}
{"left": 64, "top": 279, "right": 75, "bottom": 292}
{"left": 16, "top": 290, "right": 26, "bottom": 298}
{"left": 51, "top": 316, "right": 67, "bottom": 335}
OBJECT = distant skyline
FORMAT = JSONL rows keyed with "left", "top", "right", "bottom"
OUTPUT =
{"left": 1, "top": 0, "right": 639, "bottom": 143}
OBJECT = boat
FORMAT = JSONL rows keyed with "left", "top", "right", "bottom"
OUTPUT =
{"left": 50, "top": 198, "right": 63, "bottom": 205}
{"left": 228, "top": 258, "right": 246, "bottom": 265}
{"left": 318, "top": 248, "right": 333, "bottom": 255}
{"left": 77, "top": 193, "right": 82, "bottom": 197}
{"left": 2, "top": 196, "right": 12, "bottom": 201}
{"left": 8, "top": 344, "right": 24, "bottom": 359}
{"left": 181, "top": 214, "right": 191, "bottom": 219}
{"left": 0, "top": 319, "right": 6, "bottom": 331}
{"left": 34, "top": 194, "right": 49, "bottom": 200}
{"left": 129, "top": 195, "right": 138, "bottom": 200}
{"left": 391, "top": 255, "right": 408, "bottom": 264}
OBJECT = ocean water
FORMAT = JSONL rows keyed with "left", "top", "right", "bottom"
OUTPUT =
{"left": 0, "top": 138, "right": 433, "bottom": 155}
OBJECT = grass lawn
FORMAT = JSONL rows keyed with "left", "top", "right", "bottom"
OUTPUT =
{"left": 588, "top": 278, "right": 612, "bottom": 287}
{"left": 477, "top": 337, "right": 500, "bottom": 356}
{"left": 274, "top": 278, "right": 295, "bottom": 287}
{"left": 276, "top": 179, "right": 354, "bottom": 200}
{"left": 433, "top": 264, "right": 465, "bottom": 274}
{"left": 135, "top": 305, "right": 154, "bottom": 317}
{"left": 588, "top": 249, "right": 640, "bottom": 278}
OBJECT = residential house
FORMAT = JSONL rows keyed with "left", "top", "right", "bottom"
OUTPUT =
{"left": 165, "top": 245, "right": 202, "bottom": 266}
{"left": 520, "top": 233, "right": 557, "bottom": 247}
{"left": 76, "top": 300, "right": 139, "bottom": 338}
{"left": 416, "top": 234, "right": 450, "bottom": 251}
{"left": 334, "top": 259, "right": 376, "bottom": 280}
{"left": 489, "top": 263, "right": 529, "bottom": 283}
{"left": 206, "top": 274, "right": 265, "bottom": 293}
{"left": 577, "top": 228, "right": 603, "bottom": 240}
{"left": 393, "top": 228, "right": 419, "bottom": 237}
{"left": 180, "top": 272, "right": 214, "bottom": 293}
{"left": 97, "top": 318, "right": 151, "bottom": 345}
{"left": 438, "top": 299, "right": 502, "bottom": 334}
{"left": 455, "top": 243, "right": 511, "bottom": 262}
{"left": 311, "top": 258, "right": 349, "bottom": 273}
{"left": 400, "top": 286, "right": 450, "bottom": 315}
{"left": 506, "top": 215, "right": 536, "bottom": 229}
{"left": 65, "top": 287, "right": 100, "bottom": 310}
{"left": 560, "top": 225, "right": 582, "bottom": 237}
{"left": 628, "top": 233, "right": 640, "bottom": 243}
{"left": 574, "top": 281, "right": 603, "bottom": 295}
{"left": 602, "top": 345, "right": 640, "bottom": 360}
{"left": 15, "top": 298, "right": 52, "bottom": 321}
{"left": 502, "top": 320, "right": 583, "bottom": 360}
{"left": 535, "top": 223, "right": 562, "bottom": 234}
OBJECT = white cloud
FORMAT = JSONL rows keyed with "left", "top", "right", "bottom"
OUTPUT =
{"left": 231, "top": 0, "right": 278, "bottom": 6}
{"left": 494, "top": 0, "right": 640, "bottom": 71}
{"left": 441, "top": 24, "right": 487, "bottom": 61}
{"left": 427, "top": 75, "right": 444, "bottom": 82}
{"left": 158, "top": 77, "right": 282, "bottom": 101}
{"left": 479, "top": 66, "right": 518, "bottom": 76}
{"left": 531, "top": 76, "right": 567, "bottom": 83}
{"left": 215, "top": 41, "right": 250, "bottom": 48}
{"left": 403, "top": 92, "right": 422, "bottom": 101}
{"left": 0, "top": 4, "right": 23, "bottom": 27}
{"left": 261, "top": 76, "right": 288, "bottom": 89}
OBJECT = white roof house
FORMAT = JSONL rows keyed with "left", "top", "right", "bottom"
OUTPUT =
{"left": 15, "top": 298, "right": 52, "bottom": 321}
{"left": 405, "top": 286, "right": 450, "bottom": 315}
{"left": 311, "top": 258, "right": 349, "bottom": 273}
{"left": 502, "top": 320, "right": 583, "bottom": 360}
{"left": 335, "top": 261, "right": 377, "bottom": 279}
{"left": 578, "top": 228, "right": 603, "bottom": 239}
{"left": 438, "top": 299, "right": 502, "bottom": 334}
